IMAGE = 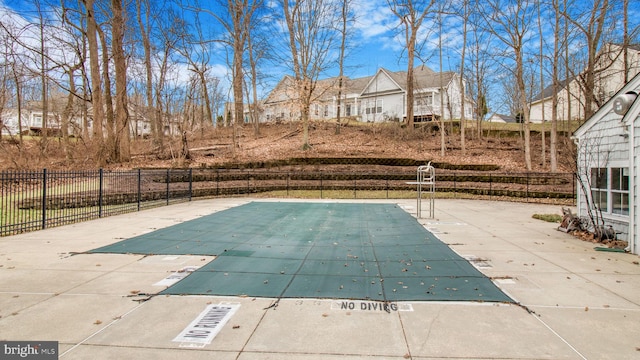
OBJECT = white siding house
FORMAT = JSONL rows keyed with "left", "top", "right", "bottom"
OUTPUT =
{"left": 530, "top": 44, "right": 640, "bottom": 124}
{"left": 261, "top": 75, "right": 299, "bottom": 122}
{"left": 1, "top": 108, "right": 61, "bottom": 136}
{"left": 573, "top": 72, "right": 640, "bottom": 255}
{"left": 359, "top": 66, "right": 474, "bottom": 123}
{"left": 487, "top": 113, "right": 517, "bottom": 123}
{"left": 360, "top": 68, "right": 405, "bottom": 122}
{"left": 262, "top": 66, "right": 473, "bottom": 124}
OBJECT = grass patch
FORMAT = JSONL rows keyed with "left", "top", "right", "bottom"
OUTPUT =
{"left": 532, "top": 213, "right": 563, "bottom": 223}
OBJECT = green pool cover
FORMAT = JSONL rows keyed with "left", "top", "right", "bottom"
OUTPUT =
{"left": 89, "top": 202, "right": 512, "bottom": 303}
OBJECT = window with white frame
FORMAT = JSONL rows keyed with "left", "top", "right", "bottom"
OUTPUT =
{"left": 346, "top": 104, "right": 352, "bottom": 116}
{"left": 611, "top": 167, "right": 629, "bottom": 215}
{"left": 590, "top": 167, "right": 629, "bottom": 215}
{"left": 33, "top": 115, "right": 42, "bottom": 126}
{"left": 365, "top": 99, "right": 383, "bottom": 115}
{"left": 415, "top": 93, "right": 433, "bottom": 107}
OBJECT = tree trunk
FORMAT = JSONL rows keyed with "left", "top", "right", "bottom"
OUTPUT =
{"left": 516, "top": 49, "right": 532, "bottom": 171}
{"left": 336, "top": 0, "right": 348, "bottom": 135}
{"left": 459, "top": 0, "right": 467, "bottom": 155}
{"left": 538, "top": 1, "right": 545, "bottom": 168}
{"left": 439, "top": 11, "right": 445, "bottom": 156}
{"left": 232, "top": 4, "right": 245, "bottom": 152}
{"left": 550, "top": 0, "right": 560, "bottom": 172}
{"left": 83, "top": 0, "right": 106, "bottom": 165}
{"left": 97, "top": 27, "right": 116, "bottom": 161}
{"left": 136, "top": 0, "right": 161, "bottom": 151}
{"left": 406, "top": 26, "right": 415, "bottom": 128}
{"left": 112, "top": 0, "right": 130, "bottom": 162}
{"left": 61, "top": 67, "right": 77, "bottom": 161}
{"left": 38, "top": 5, "right": 48, "bottom": 153}
{"left": 246, "top": 27, "right": 260, "bottom": 137}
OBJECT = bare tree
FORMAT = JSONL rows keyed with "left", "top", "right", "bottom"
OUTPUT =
{"left": 194, "top": 0, "right": 260, "bottom": 150}
{"left": 96, "top": 26, "right": 116, "bottom": 159}
{"left": 0, "top": 21, "right": 27, "bottom": 145}
{"left": 81, "top": 0, "right": 107, "bottom": 165}
{"left": 136, "top": 0, "right": 162, "bottom": 150}
{"left": 388, "top": 0, "right": 436, "bottom": 128}
{"left": 550, "top": 0, "right": 564, "bottom": 172}
{"left": 281, "top": 0, "right": 339, "bottom": 150}
{"left": 334, "top": 0, "right": 353, "bottom": 135}
{"left": 60, "top": 1, "right": 92, "bottom": 140}
{"left": 575, "top": 132, "right": 612, "bottom": 239}
{"left": 111, "top": 0, "right": 130, "bottom": 162}
{"left": 243, "top": 2, "right": 269, "bottom": 137}
{"left": 466, "top": 4, "right": 492, "bottom": 139}
{"left": 481, "top": 0, "right": 536, "bottom": 170}
{"left": 35, "top": 1, "right": 49, "bottom": 151}
{"left": 537, "top": 0, "right": 546, "bottom": 168}
{"left": 437, "top": 4, "right": 446, "bottom": 156}
{"left": 153, "top": 9, "right": 183, "bottom": 157}
{"left": 458, "top": 0, "right": 468, "bottom": 154}
{"left": 175, "top": 7, "right": 219, "bottom": 138}
{"left": 561, "top": 0, "right": 614, "bottom": 119}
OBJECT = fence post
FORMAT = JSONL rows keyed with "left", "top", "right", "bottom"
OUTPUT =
{"left": 41, "top": 169, "right": 47, "bottom": 230}
{"left": 189, "top": 168, "right": 193, "bottom": 201}
{"left": 320, "top": 171, "right": 323, "bottom": 199}
{"left": 354, "top": 177, "right": 357, "bottom": 199}
{"left": 386, "top": 178, "right": 389, "bottom": 199}
{"left": 216, "top": 169, "right": 219, "bottom": 197}
{"left": 453, "top": 173, "right": 457, "bottom": 199}
{"left": 137, "top": 169, "right": 141, "bottom": 211}
{"left": 287, "top": 172, "right": 290, "bottom": 197}
{"left": 166, "top": 169, "right": 170, "bottom": 205}
{"left": 99, "top": 169, "right": 103, "bottom": 218}
{"left": 526, "top": 172, "right": 530, "bottom": 202}
{"left": 489, "top": 173, "right": 492, "bottom": 200}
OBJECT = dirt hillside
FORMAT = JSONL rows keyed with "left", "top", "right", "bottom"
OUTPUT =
{"left": 0, "top": 121, "right": 576, "bottom": 172}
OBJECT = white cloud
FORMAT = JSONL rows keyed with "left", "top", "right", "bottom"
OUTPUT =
{"left": 352, "top": 0, "right": 397, "bottom": 41}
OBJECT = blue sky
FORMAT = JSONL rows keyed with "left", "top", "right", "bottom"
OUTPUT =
{"left": 2, "top": 0, "right": 638, "bottom": 116}
{"left": 1, "top": 0, "right": 461, "bottom": 89}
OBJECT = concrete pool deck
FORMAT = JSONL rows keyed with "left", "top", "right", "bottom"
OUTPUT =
{"left": 1, "top": 198, "right": 639, "bottom": 359}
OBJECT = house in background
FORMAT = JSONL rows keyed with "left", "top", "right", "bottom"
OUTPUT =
{"left": 310, "top": 75, "right": 373, "bottom": 121}
{"left": 1, "top": 102, "right": 183, "bottom": 139}
{"left": 530, "top": 43, "right": 640, "bottom": 124}
{"left": 223, "top": 102, "right": 256, "bottom": 125}
{"left": 261, "top": 65, "right": 473, "bottom": 124}
{"left": 487, "top": 113, "right": 517, "bottom": 123}
{"left": 1, "top": 108, "right": 61, "bottom": 136}
{"left": 261, "top": 75, "right": 372, "bottom": 123}
{"left": 261, "top": 76, "right": 298, "bottom": 123}
{"left": 359, "top": 66, "right": 473, "bottom": 123}
{"left": 572, "top": 71, "right": 640, "bottom": 255}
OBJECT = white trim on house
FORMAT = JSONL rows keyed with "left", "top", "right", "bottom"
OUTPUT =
{"left": 621, "top": 85, "right": 640, "bottom": 255}
{"left": 573, "top": 72, "right": 640, "bottom": 255}
{"left": 261, "top": 66, "right": 474, "bottom": 124}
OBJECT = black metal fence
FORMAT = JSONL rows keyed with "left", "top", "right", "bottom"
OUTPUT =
{"left": 0, "top": 168, "right": 576, "bottom": 236}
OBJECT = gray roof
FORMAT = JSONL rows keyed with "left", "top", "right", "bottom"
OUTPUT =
{"left": 530, "top": 77, "right": 574, "bottom": 103}
{"left": 531, "top": 43, "right": 640, "bottom": 103}
{"left": 265, "top": 65, "right": 456, "bottom": 104}
{"left": 383, "top": 65, "right": 455, "bottom": 90}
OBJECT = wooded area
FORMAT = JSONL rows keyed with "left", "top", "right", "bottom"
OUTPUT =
{"left": 0, "top": 0, "right": 637, "bottom": 171}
